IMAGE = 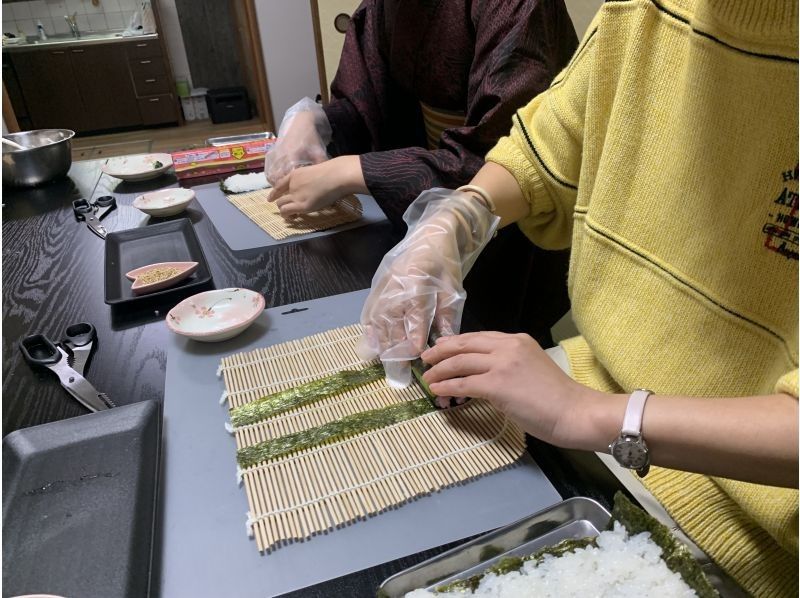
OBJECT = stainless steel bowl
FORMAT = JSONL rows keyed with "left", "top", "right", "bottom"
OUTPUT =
{"left": 2, "top": 129, "right": 75, "bottom": 188}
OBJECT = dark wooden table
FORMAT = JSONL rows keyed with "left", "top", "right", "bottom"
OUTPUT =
{"left": 2, "top": 159, "right": 624, "bottom": 597}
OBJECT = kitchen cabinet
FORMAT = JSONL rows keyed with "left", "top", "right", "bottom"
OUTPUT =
{"left": 1, "top": 58, "right": 30, "bottom": 130}
{"left": 124, "top": 40, "right": 179, "bottom": 126}
{"left": 70, "top": 44, "right": 141, "bottom": 130}
{"left": 10, "top": 48, "right": 87, "bottom": 131}
{"left": 4, "top": 37, "right": 179, "bottom": 133}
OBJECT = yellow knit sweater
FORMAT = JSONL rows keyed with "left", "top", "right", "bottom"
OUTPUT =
{"left": 486, "top": 0, "right": 798, "bottom": 596}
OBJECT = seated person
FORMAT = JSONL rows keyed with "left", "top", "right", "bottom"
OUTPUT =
{"left": 357, "top": 1, "right": 799, "bottom": 596}
{"left": 264, "top": 0, "right": 579, "bottom": 345}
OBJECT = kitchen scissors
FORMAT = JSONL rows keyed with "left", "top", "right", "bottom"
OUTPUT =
{"left": 61, "top": 321, "right": 98, "bottom": 377}
{"left": 20, "top": 322, "right": 115, "bottom": 412}
{"left": 72, "top": 195, "right": 117, "bottom": 239}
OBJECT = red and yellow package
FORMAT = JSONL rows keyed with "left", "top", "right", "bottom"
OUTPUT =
{"left": 171, "top": 138, "right": 276, "bottom": 179}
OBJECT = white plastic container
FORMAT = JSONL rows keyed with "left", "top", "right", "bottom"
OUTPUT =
{"left": 180, "top": 97, "right": 196, "bottom": 121}
{"left": 191, "top": 87, "right": 209, "bottom": 120}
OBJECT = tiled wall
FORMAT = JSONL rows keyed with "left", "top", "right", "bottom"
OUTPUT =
{"left": 3, "top": 0, "right": 145, "bottom": 37}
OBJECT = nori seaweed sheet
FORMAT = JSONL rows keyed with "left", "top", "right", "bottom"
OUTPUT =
{"left": 435, "top": 538, "right": 597, "bottom": 593}
{"left": 237, "top": 398, "right": 435, "bottom": 468}
{"left": 611, "top": 492, "right": 719, "bottom": 598}
{"left": 429, "top": 493, "right": 720, "bottom": 596}
{"left": 230, "top": 363, "right": 386, "bottom": 427}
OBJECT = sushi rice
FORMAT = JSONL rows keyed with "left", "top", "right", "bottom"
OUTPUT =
{"left": 406, "top": 522, "right": 697, "bottom": 597}
{"left": 221, "top": 172, "right": 270, "bottom": 193}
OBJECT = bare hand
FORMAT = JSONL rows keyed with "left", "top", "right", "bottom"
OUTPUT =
{"left": 421, "top": 332, "right": 602, "bottom": 448}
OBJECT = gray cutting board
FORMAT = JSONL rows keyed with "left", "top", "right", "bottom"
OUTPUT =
{"left": 160, "top": 289, "right": 561, "bottom": 598}
{"left": 193, "top": 183, "right": 388, "bottom": 250}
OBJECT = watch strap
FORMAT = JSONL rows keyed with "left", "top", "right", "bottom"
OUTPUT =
{"left": 621, "top": 389, "right": 651, "bottom": 437}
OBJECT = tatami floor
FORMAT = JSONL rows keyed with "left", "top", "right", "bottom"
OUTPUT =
{"left": 71, "top": 117, "right": 270, "bottom": 161}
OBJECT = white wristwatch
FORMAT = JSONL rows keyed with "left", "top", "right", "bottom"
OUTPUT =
{"left": 608, "top": 389, "right": 653, "bottom": 478}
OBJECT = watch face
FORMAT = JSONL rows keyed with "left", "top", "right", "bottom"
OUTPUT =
{"left": 611, "top": 439, "right": 648, "bottom": 469}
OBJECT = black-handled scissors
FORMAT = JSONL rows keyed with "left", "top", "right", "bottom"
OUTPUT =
{"left": 61, "top": 321, "right": 96, "bottom": 377}
{"left": 20, "top": 332, "right": 113, "bottom": 412}
{"left": 72, "top": 195, "right": 117, "bottom": 239}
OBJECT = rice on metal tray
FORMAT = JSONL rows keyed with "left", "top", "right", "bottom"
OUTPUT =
{"left": 406, "top": 522, "right": 698, "bottom": 597}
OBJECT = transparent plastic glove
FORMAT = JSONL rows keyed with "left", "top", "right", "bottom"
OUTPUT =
{"left": 356, "top": 188, "right": 500, "bottom": 387}
{"left": 264, "top": 97, "right": 333, "bottom": 185}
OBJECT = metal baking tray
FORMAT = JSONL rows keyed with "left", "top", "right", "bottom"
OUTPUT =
{"left": 2, "top": 401, "right": 162, "bottom": 598}
{"left": 206, "top": 132, "right": 275, "bottom": 146}
{"left": 378, "top": 497, "right": 611, "bottom": 597}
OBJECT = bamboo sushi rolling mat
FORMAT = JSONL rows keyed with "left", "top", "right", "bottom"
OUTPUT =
{"left": 219, "top": 324, "right": 526, "bottom": 553}
{"left": 226, "top": 189, "right": 363, "bottom": 240}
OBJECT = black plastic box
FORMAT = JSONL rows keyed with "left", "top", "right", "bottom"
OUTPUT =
{"left": 206, "top": 86, "right": 251, "bottom": 124}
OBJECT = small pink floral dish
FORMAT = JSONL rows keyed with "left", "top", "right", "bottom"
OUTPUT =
{"left": 126, "top": 261, "right": 199, "bottom": 296}
{"left": 166, "top": 288, "right": 265, "bottom": 342}
{"left": 102, "top": 153, "right": 173, "bottom": 181}
{"left": 133, "top": 188, "right": 195, "bottom": 217}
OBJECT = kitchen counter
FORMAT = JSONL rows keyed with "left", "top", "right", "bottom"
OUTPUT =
{"left": 1, "top": 32, "right": 158, "bottom": 52}
{"left": 3, "top": 33, "right": 178, "bottom": 132}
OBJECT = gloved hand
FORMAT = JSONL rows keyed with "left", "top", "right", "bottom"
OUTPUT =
{"left": 356, "top": 188, "right": 499, "bottom": 387}
{"left": 264, "top": 97, "right": 332, "bottom": 185}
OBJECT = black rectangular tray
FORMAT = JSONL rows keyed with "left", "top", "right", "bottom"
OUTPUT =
{"left": 2, "top": 401, "right": 162, "bottom": 598}
{"left": 104, "top": 218, "right": 213, "bottom": 305}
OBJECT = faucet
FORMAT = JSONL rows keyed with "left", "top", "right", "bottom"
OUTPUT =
{"left": 64, "top": 13, "right": 80, "bottom": 38}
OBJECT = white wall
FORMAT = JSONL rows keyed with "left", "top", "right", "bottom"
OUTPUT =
{"left": 254, "top": 0, "right": 320, "bottom": 127}
{"left": 564, "top": 0, "right": 603, "bottom": 38}
{"left": 156, "top": 0, "right": 191, "bottom": 88}
{"left": 316, "top": 0, "right": 359, "bottom": 96}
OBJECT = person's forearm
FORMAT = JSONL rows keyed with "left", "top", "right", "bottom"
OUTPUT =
{"left": 332, "top": 155, "right": 369, "bottom": 196}
{"left": 470, "top": 161, "right": 530, "bottom": 227}
{"left": 578, "top": 390, "right": 799, "bottom": 487}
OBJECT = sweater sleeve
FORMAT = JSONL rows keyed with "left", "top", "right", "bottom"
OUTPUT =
{"left": 775, "top": 370, "right": 799, "bottom": 397}
{"left": 327, "top": 0, "right": 578, "bottom": 226}
{"left": 486, "top": 14, "right": 599, "bottom": 250}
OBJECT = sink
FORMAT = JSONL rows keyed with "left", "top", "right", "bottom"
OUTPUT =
{"left": 29, "top": 32, "right": 123, "bottom": 43}
{"left": 4, "top": 31, "right": 146, "bottom": 50}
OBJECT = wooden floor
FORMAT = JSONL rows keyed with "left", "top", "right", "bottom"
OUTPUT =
{"left": 71, "top": 117, "right": 270, "bottom": 161}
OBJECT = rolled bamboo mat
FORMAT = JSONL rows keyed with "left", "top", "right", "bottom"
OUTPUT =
{"left": 226, "top": 188, "right": 362, "bottom": 240}
{"left": 219, "top": 324, "right": 525, "bottom": 552}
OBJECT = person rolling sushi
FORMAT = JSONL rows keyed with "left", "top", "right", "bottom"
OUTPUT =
{"left": 358, "top": 1, "right": 799, "bottom": 596}
{"left": 263, "top": 0, "right": 579, "bottom": 346}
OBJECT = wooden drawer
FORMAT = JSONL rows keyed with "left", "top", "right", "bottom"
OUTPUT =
{"left": 138, "top": 94, "right": 178, "bottom": 125}
{"left": 133, "top": 73, "right": 171, "bottom": 96}
{"left": 125, "top": 39, "right": 162, "bottom": 59}
{"left": 129, "top": 57, "right": 167, "bottom": 79}
{"left": 2, "top": 59, "right": 28, "bottom": 118}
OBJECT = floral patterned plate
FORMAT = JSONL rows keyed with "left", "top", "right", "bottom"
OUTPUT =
{"left": 102, "top": 153, "right": 173, "bottom": 181}
{"left": 166, "top": 288, "right": 265, "bottom": 342}
{"left": 133, "top": 188, "right": 195, "bottom": 218}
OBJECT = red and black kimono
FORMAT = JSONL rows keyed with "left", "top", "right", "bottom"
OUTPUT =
{"left": 324, "top": 0, "right": 579, "bottom": 343}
